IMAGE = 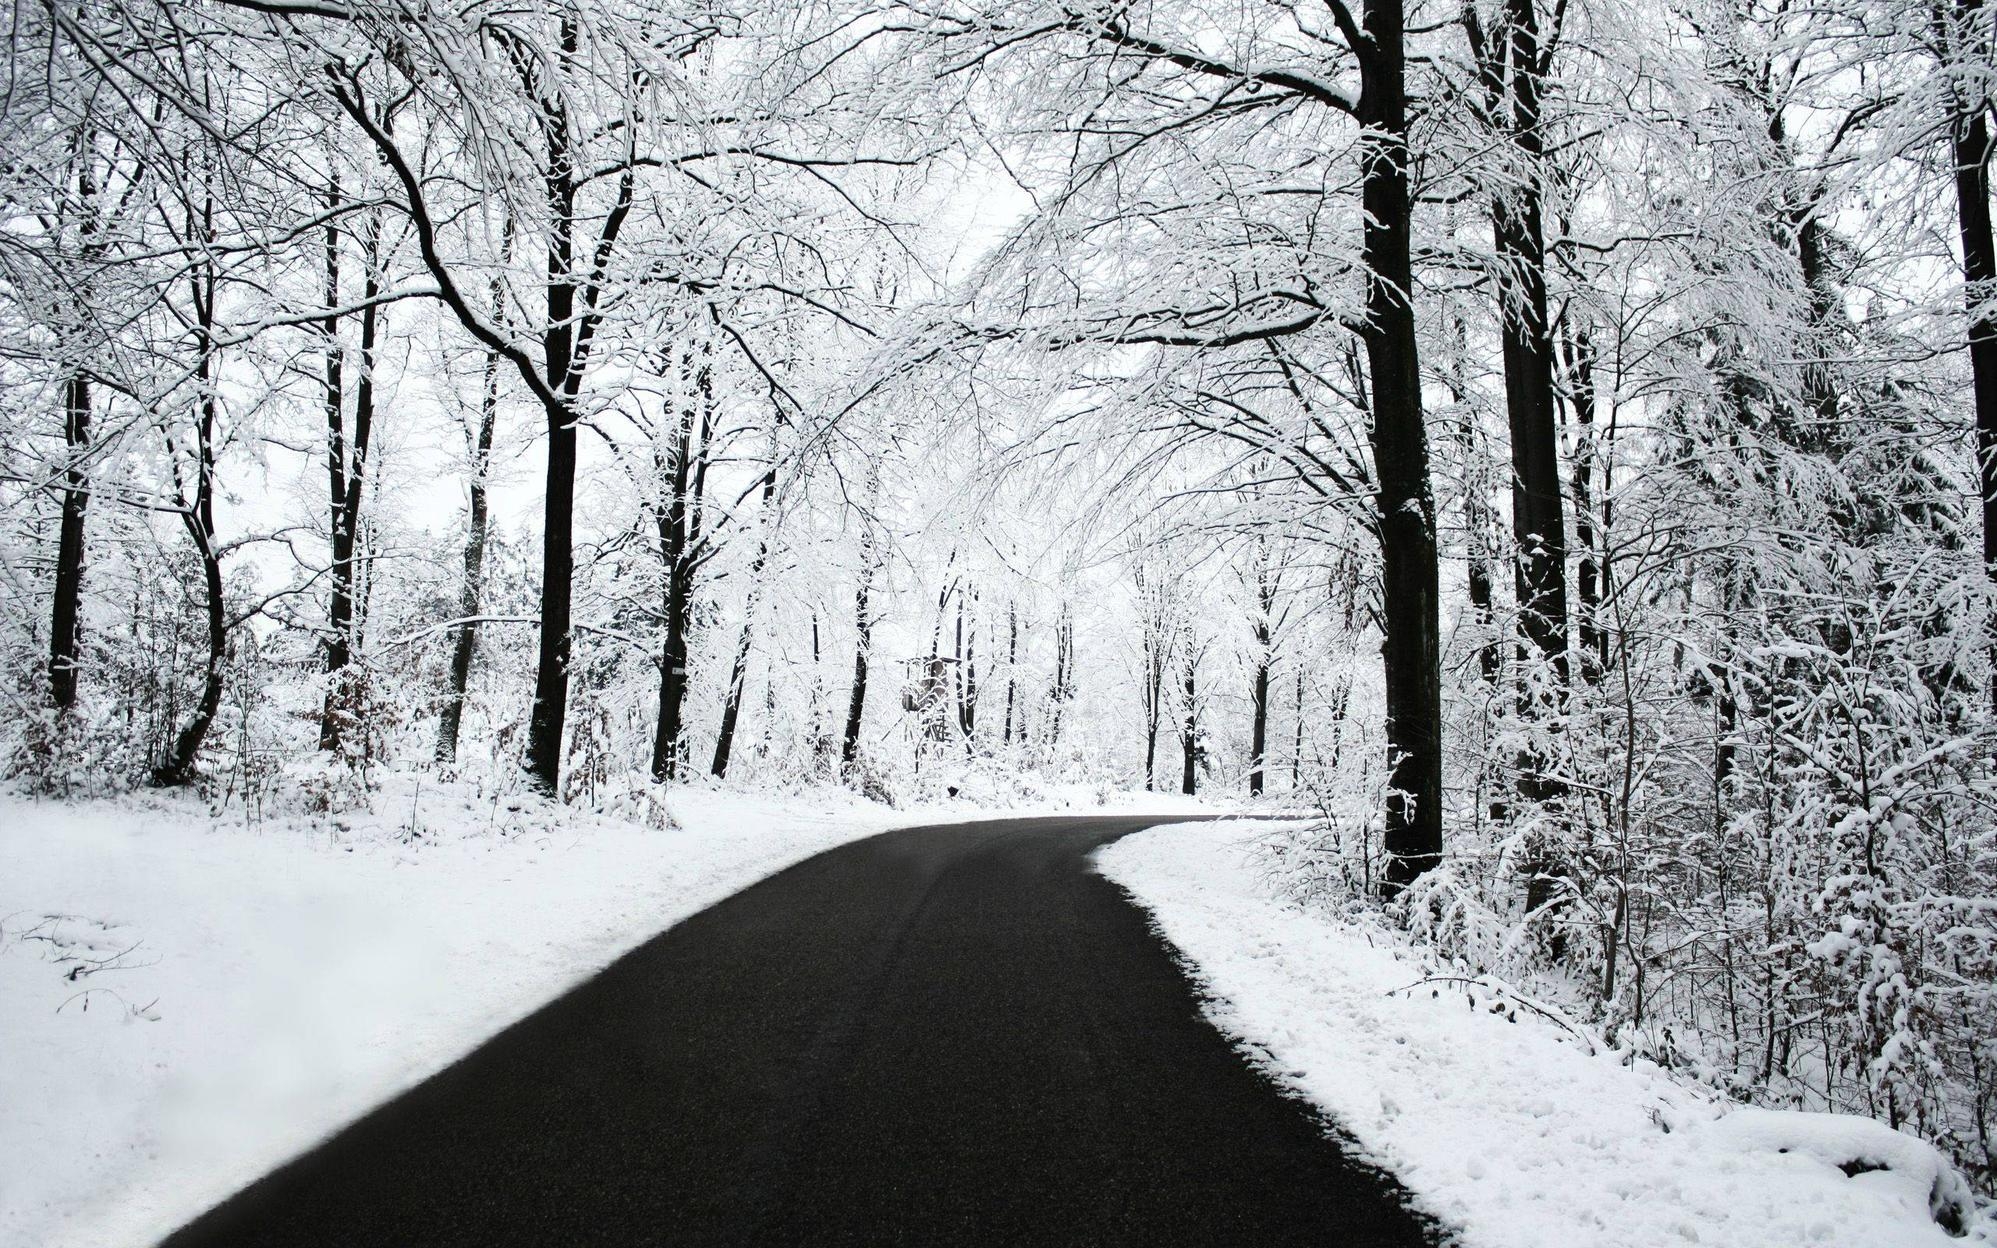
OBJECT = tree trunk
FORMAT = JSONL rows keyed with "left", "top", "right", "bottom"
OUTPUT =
{"left": 1144, "top": 695, "right": 1160, "bottom": 791}
{"left": 1948, "top": 20, "right": 1997, "bottom": 709}
{"left": 156, "top": 257, "right": 224, "bottom": 786}
{"left": 317, "top": 183, "right": 348, "bottom": 750}
{"left": 1249, "top": 631, "right": 1270, "bottom": 797}
{"left": 841, "top": 526, "right": 877, "bottom": 773}
{"left": 652, "top": 572, "right": 690, "bottom": 782}
{"left": 320, "top": 210, "right": 379, "bottom": 754}
{"left": 523, "top": 415, "right": 578, "bottom": 793}
{"left": 1179, "top": 655, "right": 1198, "bottom": 796}
{"left": 1049, "top": 609, "right": 1073, "bottom": 745}
{"left": 1002, "top": 603, "right": 1017, "bottom": 747}
{"left": 1482, "top": 0, "right": 1571, "bottom": 802}
{"left": 49, "top": 373, "right": 90, "bottom": 710}
{"left": 712, "top": 468, "right": 777, "bottom": 778}
{"left": 1564, "top": 321, "right": 1606, "bottom": 685}
{"left": 1359, "top": 0, "right": 1444, "bottom": 889}
{"left": 710, "top": 621, "right": 754, "bottom": 779}
{"left": 652, "top": 344, "right": 710, "bottom": 783}
{"left": 1291, "top": 666, "right": 1305, "bottom": 789}
{"left": 957, "top": 594, "right": 978, "bottom": 744}
{"left": 435, "top": 266, "right": 507, "bottom": 765}
{"left": 1142, "top": 603, "right": 1167, "bottom": 789}
{"left": 522, "top": 16, "right": 588, "bottom": 796}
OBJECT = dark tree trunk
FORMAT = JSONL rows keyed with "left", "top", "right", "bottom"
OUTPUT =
{"left": 1144, "top": 697, "right": 1160, "bottom": 791}
{"left": 957, "top": 594, "right": 978, "bottom": 744}
{"left": 1947, "top": 20, "right": 1997, "bottom": 709}
{"left": 1143, "top": 627, "right": 1162, "bottom": 791}
{"left": 1049, "top": 609, "right": 1074, "bottom": 745}
{"left": 712, "top": 466, "right": 778, "bottom": 779}
{"left": 50, "top": 133, "right": 103, "bottom": 713}
{"left": 1564, "top": 322, "right": 1606, "bottom": 685}
{"left": 49, "top": 373, "right": 90, "bottom": 710}
{"left": 1476, "top": 0, "right": 1571, "bottom": 802}
{"left": 522, "top": 410, "right": 579, "bottom": 793}
{"left": 841, "top": 527, "right": 877, "bottom": 773}
{"left": 320, "top": 210, "right": 379, "bottom": 753}
{"left": 435, "top": 249, "right": 509, "bottom": 766}
{"left": 652, "top": 575, "right": 690, "bottom": 782}
{"left": 158, "top": 522, "right": 225, "bottom": 787}
{"left": 1328, "top": 675, "right": 1353, "bottom": 772}
{"left": 1248, "top": 549, "right": 1277, "bottom": 797}
{"left": 1448, "top": 316, "right": 1503, "bottom": 695}
{"left": 156, "top": 255, "right": 225, "bottom": 786}
{"left": 518, "top": 15, "right": 618, "bottom": 797}
{"left": 1291, "top": 666, "right": 1305, "bottom": 789}
{"left": 710, "top": 622, "right": 753, "bottom": 778}
{"left": 1002, "top": 603, "right": 1018, "bottom": 747}
{"left": 1359, "top": 0, "right": 1444, "bottom": 889}
{"left": 652, "top": 344, "right": 711, "bottom": 783}
{"left": 1248, "top": 656, "right": 1269, "bottom": 797}
{"left": 317, "top": 185, "right": 347, "bottom": 749}
{"left": 1179, "top": 656, "right": 1198, "bottom": 796}
{"left": 810, "top": 611, "right": 831, "bottom": 766}
{"left": 1249, "top": 631, "right": 1270, "bottom": 798}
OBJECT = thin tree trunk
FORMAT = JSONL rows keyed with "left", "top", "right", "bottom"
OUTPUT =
{"left": 712, "top": 465, "right": 778, "bottom": 778}
{"left": 841, "top": 522, "right": 877, "bottom": 773}
{"left": 1328, "top": 675, "right": 1352, "bottom": 771}
{"left": 1049, "top": 609, "right": 1073, "bottom": 745}
{"left": 1249, "top": 547, "right": 1276, "bottom": 797}
{"left": 1564, "top": 320, "right": 1606, "bottom": 685}
{"left": 1144, "top": 676, "right": 1160, "bottom": 792}
{"left": 710, "top": 618, "right": 754, "bottom": 779}
{"left": 1180, "top": 654, "right": 1198, "bottom": 796}
{"left": 435, "top": 222, "right": 511, "bottom": 766}
{"left": 321, "top": 213, "right": 380, "bottom": 753}
{"left": 652, "top": 342, "right": 710, "bottom": 783}
{"left": 49, "top": 373, "right": 90, "bottom": 710}
{"left": 810, "top": 610, "right": 829, "bottom": 767}
{"left": 958, "top": 592, "right": 978, "bottom": 744}
{"left": 1249, "top": 654, "right": 1269, "bottom": 797}
{"left": 156, "top": 245, "right": 224, "bottom": 786}
{"left": 1359, "top": 0, "right": 1444, "bottom": 889}
{"left": 1291, "top": 666, "right": 1305, "bottom": 789}
{"left": 317, "top": 177, "right": 349, "bottom": 751}
{"left": 1002, "top": 603, "right": 1017, "bottom": 746}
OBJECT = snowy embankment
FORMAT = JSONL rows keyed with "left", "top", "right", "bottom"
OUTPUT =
{"left": 0, "top": 780, "right": 951, "bottom": 1248}
{"left": 1097, "top": 822, "right": 1987, "bottom": 1248}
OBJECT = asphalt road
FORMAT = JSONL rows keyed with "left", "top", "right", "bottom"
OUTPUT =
{"left": 160, "top": 814, "right": 1438, "bottom": 1247}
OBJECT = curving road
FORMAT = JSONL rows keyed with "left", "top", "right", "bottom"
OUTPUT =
{"left": 161, "top": 815, "right": 1437, "bottom": 1247}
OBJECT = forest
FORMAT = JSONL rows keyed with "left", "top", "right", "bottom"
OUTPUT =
{"left": 4, "top": 0, "right": 1997, "bottom": 1212}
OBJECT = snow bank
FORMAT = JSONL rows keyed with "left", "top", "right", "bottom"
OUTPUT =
{"left": 0, "top": 780, "right": 908, "bottom": 1248}
{"left": 1705, "top": 1108, "right": 1977, "bottom": 1236}
{"left": 1096, "top": 820, "right": 1982, "bottom": 1248}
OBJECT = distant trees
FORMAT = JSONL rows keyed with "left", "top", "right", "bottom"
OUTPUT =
{"left": 920, "top": 0, "right": 1444, "bottom": 882}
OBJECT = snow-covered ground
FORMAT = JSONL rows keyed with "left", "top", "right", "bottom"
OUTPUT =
{"left": 1097, "top": 821, "right": 1988, "bottom": 1248}
{"left": 2, "top": 778, "right": 1219, "bottom": 1248}
{"left": 0, "top": 781, "right": 1033, "bottom": 1247}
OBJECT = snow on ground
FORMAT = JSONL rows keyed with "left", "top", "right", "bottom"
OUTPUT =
{"left": 1, "top": 778, "right": 1219, "bottom": 1248}
{"left": 0, "top": 780, "right": 884, "bottom": 1248}
{"left": 1097, "top": 820, "right": 1986, "bottom": 1248}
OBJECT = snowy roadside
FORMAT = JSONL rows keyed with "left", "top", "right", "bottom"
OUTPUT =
{"left": 1096, "top": 821, "right": 1986, "bottom": 1248}
{"left": 0, "top": 780, "right": 933, "bottom": 1248}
